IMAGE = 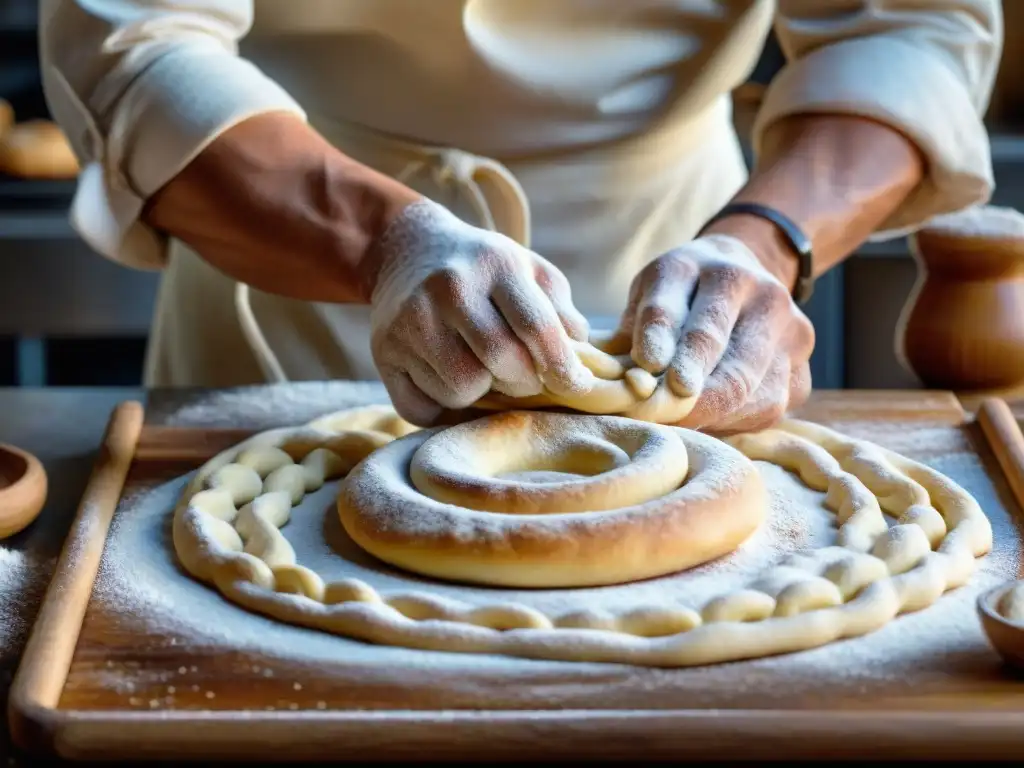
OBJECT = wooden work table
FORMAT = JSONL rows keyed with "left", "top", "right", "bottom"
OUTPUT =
{"left": 0, "top": 385, "right": 1020, "bottom": 763}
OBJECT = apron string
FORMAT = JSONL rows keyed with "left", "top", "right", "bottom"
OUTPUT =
{"left": 235, "top": 144, "right": 532, "bottom": 383}
{"left": 235, "top": 281, "right": 288, "bottom": 382}
{"left": 395, "top": 148, "right": 532, "bottom": 248}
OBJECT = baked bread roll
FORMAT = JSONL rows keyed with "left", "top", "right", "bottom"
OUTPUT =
{"left": 0, "top": 119, "right": 80, "bottom": 179}
{"left": 0, "top": 100, "right": 13, "bottom": 138}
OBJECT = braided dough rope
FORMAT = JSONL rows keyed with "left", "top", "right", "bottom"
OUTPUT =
{"left": 172, "top": 406, "right": 418, "bottom": 587}
{"left": 474, "top": 337, "right": 700, "bottom": 423}
{"left": 172, "top": 406, "right": 993, "bottom": 667}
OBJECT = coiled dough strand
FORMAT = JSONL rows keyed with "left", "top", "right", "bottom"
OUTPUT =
{"left": 172, "top": 407, "right": 992, "bottom": 668}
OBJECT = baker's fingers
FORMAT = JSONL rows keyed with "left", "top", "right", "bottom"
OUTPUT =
{"left": 787, "top": 307, "right": 817, "bottom": 363}
{"left": 686, "top": 290, "right": 786, "bottom": 417}
{"left": 392, "top": 292, "right": 495, "bottom": 409}
{"left": 378, "top": 364, "right": 445, "bottom": 427}
{"left": 438, "top": 290, "right": 543, "bottom": 399}
{"left": 425, "top": 331, "right": 495, "bottom": 408}
{"left": 631, "top": 254, "right": 700, "bottom": 374}
{"left": 787, "top": 359, "right": 813, "bottom": 412}
{"left": 400, "top": 346, "right": 490, "bottom": 412}
{"left": 533, "top": 259, "right": 590, "bottom": 342}
{"left": 666, "top": 268, "right": 748, "bottom": 398}
{"left": 491, "top": 272, "right": 595, "bottom": 398}
{"left": 701, "top": 356, "right": 792, "bottom": 436}
{"left": 608, "top": 270, "right": 645, "bottom": 352}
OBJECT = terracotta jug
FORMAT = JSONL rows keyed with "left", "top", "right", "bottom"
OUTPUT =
{"left": 895, "top": 205, "right": 1024, "bottom": 392}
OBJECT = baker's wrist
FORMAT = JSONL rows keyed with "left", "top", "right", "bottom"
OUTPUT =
{"left": 701, "top": 212, "right": 801, "bottom": 292}
{"left": 332, "top": 157, "right": 423, "bottom": 302}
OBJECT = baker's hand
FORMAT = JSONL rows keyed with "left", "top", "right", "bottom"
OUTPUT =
{"left": 614, "top": 234, "right": 815, "bottom": 433}
{"left": 367, "top": 199, "right": 595, "bottom": 425}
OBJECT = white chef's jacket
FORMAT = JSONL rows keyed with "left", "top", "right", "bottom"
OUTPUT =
{"left": 39, "top": 1, "right": 1000, "bottom": 387}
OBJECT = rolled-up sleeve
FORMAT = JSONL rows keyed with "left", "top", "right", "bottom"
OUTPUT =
{"left": 39, "top": 0, "right": 306, "bottom": 269}
{"left": 754, "top": 0, "right": 1002, "bottom": 237}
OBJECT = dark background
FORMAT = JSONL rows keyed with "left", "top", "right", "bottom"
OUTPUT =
{"left": 1, "top": 0, "right": 150, "bottom": 386}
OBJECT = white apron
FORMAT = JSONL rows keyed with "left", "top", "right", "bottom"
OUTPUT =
{"left": 142, "top": 2, "right": 759, "bottom": 388}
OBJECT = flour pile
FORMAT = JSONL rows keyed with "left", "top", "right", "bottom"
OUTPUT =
{"left": 0, "top": 547, "right": 53, "bottom": 686}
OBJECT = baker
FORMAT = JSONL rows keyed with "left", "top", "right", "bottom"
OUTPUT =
{"left": 39, "top": 1, "right": 999, "bottom": 431}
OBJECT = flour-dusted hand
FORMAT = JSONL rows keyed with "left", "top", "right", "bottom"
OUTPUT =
{"left": 615, "top": 234, "right": 815, "bottom": 433}
{"left": 367, "top": 199, "right": 595, "bottom": 425}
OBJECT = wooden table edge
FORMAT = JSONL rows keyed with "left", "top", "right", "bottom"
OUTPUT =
{"left": 44, "top": 708, "right": 1024, "bottom": 761}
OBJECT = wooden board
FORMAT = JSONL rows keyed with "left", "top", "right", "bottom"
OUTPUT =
{"left": 8, "top": 390, "right": 1024, "bottom": 761}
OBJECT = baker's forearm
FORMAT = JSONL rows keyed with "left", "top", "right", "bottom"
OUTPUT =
{"left": 704, "top": 114, "right": 925, "bottom": 290}
{"left": 144, "top": 112, "right": 421, "bottom": 303}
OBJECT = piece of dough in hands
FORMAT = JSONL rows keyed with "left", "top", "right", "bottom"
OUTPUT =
{"left": 473, "top": 334, "right": 699, "bottom": 424}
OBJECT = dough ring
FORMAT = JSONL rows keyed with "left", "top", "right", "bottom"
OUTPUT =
{"left": 338, "top": 411, "right": 765, "bottom": 588}
{"left": 474, "top": 336, "right": 700, "bottom": 424}
{"left": 172, "top": 405, "right": 993, "bottom": 667}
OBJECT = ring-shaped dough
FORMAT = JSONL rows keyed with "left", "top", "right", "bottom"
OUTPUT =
{"left": 171, "top": 405, "right": 994, "bottom": 668}
{"left": 409, "top": 411, "right": 690, "bottom": 514}
{"left": 339, "top": 412, "right": 765, "bottom": 588}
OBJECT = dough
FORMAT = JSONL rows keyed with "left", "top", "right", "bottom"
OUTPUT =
{"left": 996, "top": 580, "right": 1024, "bottom": 625}
{"left": 172, "top": 405, "right": 993, "bottom": 668}
{"left": 0, "top": 119, "right": 79, "bottom": 179}
{"left": 338, "top": 411, "right": 765, "bottom": 588}
{"left": 473, "top": 336, "right": 701, "bottom": 424}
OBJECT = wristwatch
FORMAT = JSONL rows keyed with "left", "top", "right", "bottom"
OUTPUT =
{"left": 700, "top": 201, "right": 815, "bottom": 305}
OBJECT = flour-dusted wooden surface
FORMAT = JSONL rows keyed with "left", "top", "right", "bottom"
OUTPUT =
{"left": 0, "top": 387, "right": 145, "bottom": 766}
{"left": 9, "top": 387, "right": 1024, "bottom": 761}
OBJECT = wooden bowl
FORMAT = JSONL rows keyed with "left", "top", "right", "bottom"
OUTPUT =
{"left": 0, "top": 443, "right": 47, "bottom": 539}
{"left": 977, "top": 579, "right": 1024, "bottom": 671}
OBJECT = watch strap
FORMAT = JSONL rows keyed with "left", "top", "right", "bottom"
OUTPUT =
{"left": 701, "top": 201, "right": 815, "bottom": 305}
